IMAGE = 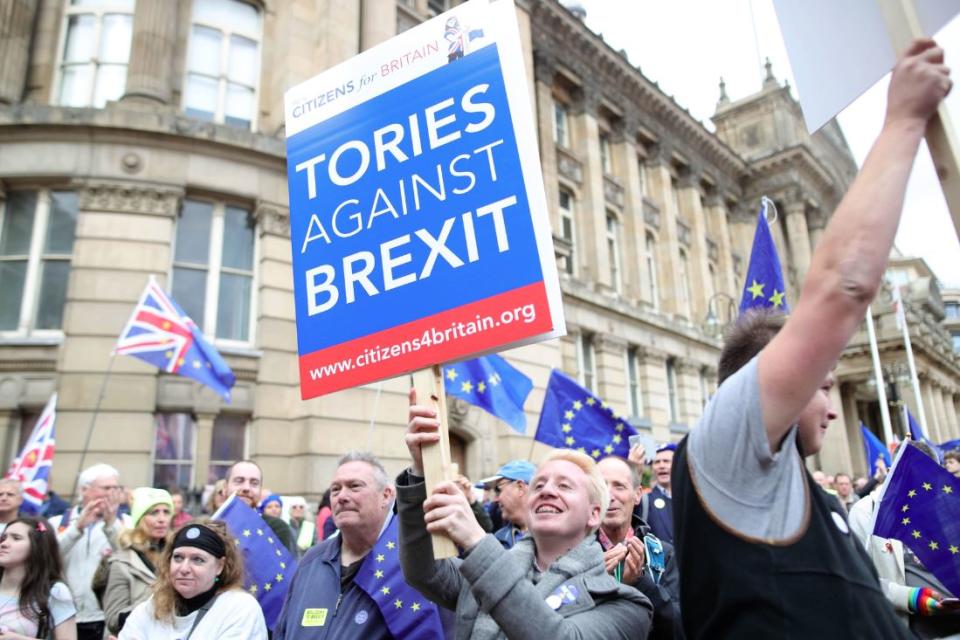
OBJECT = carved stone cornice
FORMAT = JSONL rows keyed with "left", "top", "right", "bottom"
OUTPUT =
{"left": 595, "top": 333, "right": 627, "bottom": 353}
{"left": 557, "top": 147, "right": 583, "bottom": 184}
{"left": 0, "top": 359, "right": 57, "bottom": 373}
{"left": 603, "top": 176, "right": 624, "bottom": 208}
{"left": 76, "top": 181, "right": 182, "bottom": 217}
{"left": 255, "top": 201, "right": 290, "bottom": 238}
{"left": 675, "top": 358, "right": 702, "bottom": 375}
{"left": 533, "top": 49, "right": 557, "bottom": 85}
{"left": 635, "top": 345, "right": 668, "bottom": 364}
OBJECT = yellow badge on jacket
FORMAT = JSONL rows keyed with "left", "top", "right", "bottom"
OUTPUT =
{"left": 302, "top": 608, "right": 328, "bottom": 627}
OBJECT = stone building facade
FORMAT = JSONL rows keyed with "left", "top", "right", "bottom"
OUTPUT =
{"left": 0, "top": 0, "right": 956, "bottom": 503}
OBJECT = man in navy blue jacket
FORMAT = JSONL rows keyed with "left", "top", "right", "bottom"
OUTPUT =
{"left": 274, "top": 452, "right": 398, "bottom": 639}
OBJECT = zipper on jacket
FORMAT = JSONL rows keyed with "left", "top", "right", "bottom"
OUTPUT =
{"left": 333, "top": 592, "right": 343, "bottom": 616}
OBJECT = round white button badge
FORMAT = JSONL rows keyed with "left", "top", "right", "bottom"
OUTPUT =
{"left": 831, "top": 511, "right": 850, "bottom": 535}
{"left": 354, "top": 610, "right": 368, "bottom": 625}
{"left": 546, "top": 595, "right": 562, "bottom": 610}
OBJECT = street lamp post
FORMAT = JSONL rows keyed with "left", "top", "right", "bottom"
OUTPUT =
{"left": 704, "top": 292, "right": 738, "bottom": 339}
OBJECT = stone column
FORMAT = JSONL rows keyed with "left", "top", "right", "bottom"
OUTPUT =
{"left": 704, "top": 191, "right": 738, "bottom": 298}
{"left": 0, "top": 0, "right": 38, "bottom": 104}
{"left": 933, "top": 383, "right": 949, "bottom": 443}
{"left": 675, "top": 167, "right": 711, "bottom": 321}
{"left": 839, "top": 382, "right": 863, "bottom": 473}
{"left": 0, "top": 410, "right": 16, "bottom": 474}
{"left": 595, "top": 334, "right": 628, "bottom": 416}
{"left": 945, "top": 390, "right": 959, "bottom": 440}
{"left": 194, "top": 413, "right": 217, "bottom": 489}
{"left": 533, "top": 53, "right": 560, "bottom": 235}
{"left": 572, "top": 87, "right": 605, "bottom": 289}
{"left": 675, "top": 359, "right": 703, "bottom": 427}
{"left": 644, "top": 144, "right": 682, "bottom": 317}
{"left": 360, "top": 0, "right": 397, "bottom": 50}
{"left": 921, "top": 381, "right": 943, "bottom": 443}
{"left": 784, "top": 197, "right": 812, "bottom": 283}
{"left": 636, "top": 348, "right": 669, "bottom": 441}
{"left": 614, "top": 114, "right": 642, "bottom": 302}
{"left": 807, "top": 207, "right": 828, "bottom": 254}
{"left": 121, "top": 0, "right": 178, "bottom": 105}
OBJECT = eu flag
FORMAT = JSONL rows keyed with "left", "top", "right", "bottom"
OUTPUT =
{"left": 354, "top": 512, "right": 444, "bottom": 639}
{"left": 444, "top": 355, "right": 533, "bottom": 433}
{"left": 874, "top": 442, "right": 960, "bottom": 598}
{"left": 907, "top": 409, "right": 941, "bottom": 462}
{"left": 115, "top": 277, "right": 235, "bottom": 401}
{"left": 214, "top": 495, "right": 298, "bottom": 630}
{"left": 860, "top": 422, "right": 892, "bottom": 476}
{"left": 739, "top": 200, "right": 789, "bottom": 314}
{"left": 535, "top": 369, "right": 637, "bottom": 460}
{"left": 940, "top": 439, "right": 960, "bottom": 455}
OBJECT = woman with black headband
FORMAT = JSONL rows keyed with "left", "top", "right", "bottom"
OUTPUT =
{"left": 117, "top": 521, "right": 266, "bottom": 639}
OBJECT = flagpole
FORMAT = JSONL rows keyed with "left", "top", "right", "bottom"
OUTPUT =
{"left": 71, "top": 353, "right": 117, "bottom": 500}
{"left": 865, "top": 306, "right": 894, "bottom": 445}
{"left": 895, "top": 288, "right": 929, "bottom": 438}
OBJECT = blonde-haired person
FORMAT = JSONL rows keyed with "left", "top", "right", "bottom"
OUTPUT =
{"left": 118, "top": 521, "right": 266, "bottom": 639}
{"left": 101, "top": 488, "right": 173, "bottom": 634}
{"left": 399, "top": 391, "right": 653, "bottom": 639}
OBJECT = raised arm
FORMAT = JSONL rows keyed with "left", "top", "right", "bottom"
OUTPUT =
{"left": 758, "top": 39, "right": 951, "bottom": 447}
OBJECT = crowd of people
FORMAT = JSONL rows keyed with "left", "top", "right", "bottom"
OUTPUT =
{"left": 0, "top": 38, "right": 953, "bottom": 640}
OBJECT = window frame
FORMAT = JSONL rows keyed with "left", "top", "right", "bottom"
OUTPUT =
{"left": 151, "top": 412, "right": 198, "bottom": 490}
{"left": 208, "top": 413, "right": 249, "bottom": 483}
{"left": 0, "top": 189, "right": 77, "bottom": 339}
{"left": 626, "top": 346, "right": 643, "bottom": 418}
{"left": 578, "top": 332, "right": 596, "bottom": 393}
{"left": 606, "top": 211, "right": 621, "bottom": 294}
{"left": 558, "top": 187, "right": 576, "bottom": 276}
{"left": 169, "top": 197, "right": 259, "bottom": 348}
{"left": 599, "top": 132, "right": 613, "bottom": 175}
{"left": 182, "top": 0, "right": 264, "bottom": 131}
{"left": 553, "top": 100, "right": 570, "bottom": 148}
{"left": 677, "top": 247, "right": 691, "bottom": 319}
{"left": 52, "top": 0, "right": 135, "bottom": 108}
{"left": 666, "top": 358, "right": 679, "bottom": 424}
{"left": 645, "top": 231, "right": 659, "bottom": 310}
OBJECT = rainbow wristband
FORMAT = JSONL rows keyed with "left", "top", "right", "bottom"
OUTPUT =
{"left": 911, "top": 588, "right": 940, "bottom": 616}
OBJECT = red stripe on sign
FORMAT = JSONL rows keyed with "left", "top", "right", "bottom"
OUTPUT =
{"left": 298, "top": 281, "right": 553, "bottom": 398}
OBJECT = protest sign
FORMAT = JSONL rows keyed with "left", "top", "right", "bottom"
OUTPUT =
{"left": 773, "top": 0, "right": 956, "bottom": 134}
{"left": 284, "top": 0, "right": 564, "bottom": 399}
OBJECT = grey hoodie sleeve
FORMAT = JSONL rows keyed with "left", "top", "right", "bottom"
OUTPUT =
{"left": 396, "top": 470, "right": 465, "bottom": 611}
{"left": 459, "top": 536, "right": 653, "bottom": 640}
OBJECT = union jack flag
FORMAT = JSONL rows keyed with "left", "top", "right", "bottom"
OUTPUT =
{"left": 115, "top": 277, "right": 235, "bottom": 401}
{"left": 8, "top": 393, "right": 56, "bottom": 513}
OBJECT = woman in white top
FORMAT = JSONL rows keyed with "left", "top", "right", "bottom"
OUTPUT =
{"left": 118, "top": 521, "right": 266, "bottom": 640}
{"left": 0, "top": 517, "right": 77, "bottom": 639}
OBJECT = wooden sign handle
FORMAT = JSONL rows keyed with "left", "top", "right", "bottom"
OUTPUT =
{"left": 877, "top": 0, "right": 960, "bottom": 241}
{"left": 411, "top": 365, "right": 459, "bottom": 559}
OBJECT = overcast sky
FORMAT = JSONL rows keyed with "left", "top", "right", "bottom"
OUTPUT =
{"left": 575, "top": 0, "right": 960, "bottom": 288}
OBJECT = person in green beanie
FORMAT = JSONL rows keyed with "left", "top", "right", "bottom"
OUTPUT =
{"left": 102, "top": 487, "right": 173, "bottom": 634}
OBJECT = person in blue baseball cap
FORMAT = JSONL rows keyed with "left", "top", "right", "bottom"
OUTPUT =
{"left": 478, "top": 460, "right": 536, "bottom": 549}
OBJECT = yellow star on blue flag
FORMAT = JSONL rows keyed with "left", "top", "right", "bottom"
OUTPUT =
{"left": 534, "top": 369, "right": 637, "bottom": 459}
{"left": 214, "top": 495, "right": 297, "bottom": 630}
{"left": 874, "top": 442, "right": 960, "bottom": 599}
{"left": 354, "top": 512, "right": 444, "bottom": 639}
{"left": 444, "top": 354, "right": 533, "bottom": 433}
{"left": 739, "top": 199, "right": 789, "bottom": 315}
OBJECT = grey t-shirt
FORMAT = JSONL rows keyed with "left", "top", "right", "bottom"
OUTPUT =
{"left": 688, "top": 355, "right": 808, "bottom": 541}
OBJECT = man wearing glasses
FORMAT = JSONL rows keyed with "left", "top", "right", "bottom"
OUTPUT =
{"left": 480, "top": 460, "right": 535, "bottom": 549}
{"left": 51, "top": 463, "right": 132, "bottom": 640}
